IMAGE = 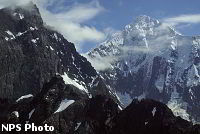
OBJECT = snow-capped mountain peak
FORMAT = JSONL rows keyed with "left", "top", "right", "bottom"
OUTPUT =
{"left": 87, "top": 15, "right": 200, "bottom": 123}
{"left": 124, "top": 15, "right": 160, "bottom": 36}
{"left": 126, "top": 15, "right": 160, "bottom": 29}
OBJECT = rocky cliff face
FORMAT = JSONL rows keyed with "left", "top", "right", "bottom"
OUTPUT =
{"left": 0, "top": 3, "right": 125, "bottom": 133}
{"left": 0, "top": 3, "right": 116, "bottom": 101}
{"left": 1, "top": 76, "right": 199, "bottom": 134}
{"left": 87, "top": 15, "right": 200, "bottom": 122}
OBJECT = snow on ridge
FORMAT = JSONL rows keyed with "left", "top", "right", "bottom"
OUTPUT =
{"left": 54, "top": 33, "right": 58, "bottom": 40}
{"left": 13, "top": 13, "right": 24, "bottom": 20}
{"left": 16, "top": 94, "right": 33, "bottom": 102}
{"left": 75, "top": 122, "right": 81, "bottom": 131}
{"left": 49, "top": 46, "right": 54, "bottom": 51}
{"left": 61, "top": 72, "right": 89, "bottom": 94}
{"left": 167, "top": 100, "right": 190, "bottom": 121}
{"left": 5, "top": 37, "right": 9, "bottom": 41}
{"left": 167, "top": 88, "right": 190, "bottom": 121}
{"left": 152, "top": 107, "right": 157, "bottom": 117}
{"left": 5, "top": 30, "right": 15, "bottom": 39}
{"left": 16, "top": 32, "right": 23, "bottom": 36}
{"left": 118, "top": 105, "right": 123, "bottom": 110}
{"left": 12, "top": 111, "right": 19, "bottom": 118}
{"left": 5, "top": 29, "right": 29, "bottom": 40}
{"left": 54, "top": 99, "right": 75, "bottom": 113}
{"left": 136, "top": 92, "right": 146, "bottom": 102}
{"left": 16, "top": 30, "right": 28, "bottom": 37}
{"left": 31, "top": 38, "right": 39, "bottom": 43}
{"left": 29, "top": 109, "right": 35, "bottom": 119}
{"left": 89, "top": 76, "right": 98, "bottom": 88}
{"left": 19, "top": 13, "right": 24, "bottom": 19}
{"left": 116, "top": 92, "right": 132, "bottom": 107}
{"left": 30, "top": 26, "right": 38, "bottom": 31}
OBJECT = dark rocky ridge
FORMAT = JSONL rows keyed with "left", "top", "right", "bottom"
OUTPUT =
{"left": 110, "top": 99, "right": 199, "bottom": 134}
{"left": 0, "top": 76, "right": 199, "bottom": 134}
{"left": 0, "top": 75, "right": 89, "bottom": 133}
{"left": 0, "top": 3, "right": 111, "bottom": 100}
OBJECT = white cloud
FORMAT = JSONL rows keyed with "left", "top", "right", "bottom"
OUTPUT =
{"left": 56, "top": 1, "right": 105, "bottom": 23}
{"left": 40, "top": 0, "right": 106, "bottom": 51}
{"left": 103, "top": 27, "right": 119, "bottom": 37}
{"left": 163, "top": 14, "right": 200, "bottom": 26}
{"left": 0, "top": 0, "right": 106, "bottom": 51}
{"left": 83, "top": 54, "right": 117, "bottom": 71}
{"left": 0, "top": 0, "right": 31, "bottom": 8}
{"left": 40, "top": 7, "right": 105, "bottom": 50}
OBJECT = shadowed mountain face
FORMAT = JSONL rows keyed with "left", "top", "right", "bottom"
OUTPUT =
{"left": 0, "top": 76, "right": 199, "bottom": 134}
{"left": 0, "top": 3, "right": 123, "bottom": 133}
{"left": 87, "top": 15, "right": 200, "bottom": 122}
{"left": 0, "top": 3, "right": 117, "bottom": 100}
{"left": 110, "top": 99, "right": 197, "bottom": 134}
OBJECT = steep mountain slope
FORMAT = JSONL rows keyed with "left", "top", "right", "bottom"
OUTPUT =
{"left": 0, "top": 2, "right": 117, "bottom": 101}
{"left": 87, "top": 15, "right": 200, "bottom": 122}
{"left": 1, "top": 79, "right": 200, "bottom": 134}
{"left": 0, "top": 2, "right": 124, "bottom": 133}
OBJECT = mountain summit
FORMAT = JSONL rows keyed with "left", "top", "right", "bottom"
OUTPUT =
{"left": 87, "top": 15, "right": 200, "bottom": 122}
{"left": 0, "top": 3, "right": 119, "bottom": 102}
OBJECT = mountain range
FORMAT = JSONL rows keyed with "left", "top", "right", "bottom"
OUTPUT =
{"left": 0, "top": 2, "right": 200, "bottom": 134}
{"left": 87, "top": 15, "right": 200, "bottom": 123}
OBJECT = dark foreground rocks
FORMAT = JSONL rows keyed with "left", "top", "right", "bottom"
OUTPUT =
{"left": 0, "top": 76, "right": 199, "bottom": 134}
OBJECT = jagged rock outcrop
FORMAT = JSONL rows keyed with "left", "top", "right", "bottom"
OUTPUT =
{"left": 1, "top": 77, "right": 199, "bottom": 134}
{"left": 0, "top": 3, "right": 122, "bottom": 134}
{"left": 0, "top": 75, "right": 119, "bottom": 134}
{"left": 110, "top": 99, "right": 200, "bottom": 134}
{"left": 0, "top": 2, "right": 107, "bottom": 100}
{"left": 0, "top": 75, "right": 88, "bottom": 133}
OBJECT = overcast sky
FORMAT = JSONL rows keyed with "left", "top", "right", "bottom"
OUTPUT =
{"left": 1, "top": 0, "right": 200, "bottom": 53}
